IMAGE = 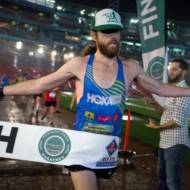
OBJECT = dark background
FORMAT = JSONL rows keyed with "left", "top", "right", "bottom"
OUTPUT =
{"left": 64, "top": 0, "right": 190, "bottom": 21}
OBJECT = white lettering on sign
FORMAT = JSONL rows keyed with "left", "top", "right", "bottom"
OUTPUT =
{"left": 140, "top": 0, "right": 159, "bottom": 40}
{"left": 141, "top": 0, "right": 156, "bottom": 16}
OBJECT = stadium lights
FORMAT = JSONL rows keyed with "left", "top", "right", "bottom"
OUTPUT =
{"left": 29, "top": 51, "right": 34, "bottom": 56}
{"left": 64, "top": 52, "right": 74, "bottom": 60}
{"left": 172, "top": 48, "right": 183, "bottom": 52}
{"left": 78, "top": 17, "right": 82, "bottom": 24}
{"left": 122, "top": 41, "right": 134, "bottom": 46}
{"left": 56, "top": 5, "right": 62, "bottom": 10}
{"left": 89, "top": 12, "right": 95, "bottom": 17}
{"left": 80, "top": 9, "right": 85, "bottom": 15}
{"left": 37, "top": 47, "right": 44, "bottom": 54}
{"left": 51, "top": 50, "right": 57, "bottom": 57}
{"left": 14, "top": 55, "right": 18, "bottom": 68}
{"left": 135, "top": 43, "right": 141, "bottom": 47}
{"left": 25, "top": 0, "right": 55, "bottom": 8}
{"left": 51, "top": 50, "right": 57, "bottom": 62}
{"left": 69, "top": 52, "right": 74, "bottom": 58}
{"left": 16, "top": 41, "right": 23, "bottom": 50}
{"left": 130, "top": 18, "right": 139, "bottom": 24}
{"left": 81, "top": 35, "right": 92, "bottom": 41}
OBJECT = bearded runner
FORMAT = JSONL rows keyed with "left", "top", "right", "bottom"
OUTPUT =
{"left": 0, "top": 121, "right": 119, "bottom": 169}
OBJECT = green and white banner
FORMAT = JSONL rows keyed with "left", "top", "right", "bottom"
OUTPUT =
{"left": 136, "top": 0, "right": 166, "bottom": 81}
{"left": 0, "top": 121, "right": 119, "bottom": 169}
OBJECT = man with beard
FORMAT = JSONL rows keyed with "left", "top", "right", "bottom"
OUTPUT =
{"left": 1, "top": 8, "right": 190, "bottom": 190}
{"left": 146, "top": 59, "right": 190, "bottom": 190}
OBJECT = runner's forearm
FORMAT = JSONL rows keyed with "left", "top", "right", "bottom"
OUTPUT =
{"left": 159, "top": 84, "right": 190, "bottom": 97}
{"left": 3, "top": 79, "right": 42, "bottom": 96}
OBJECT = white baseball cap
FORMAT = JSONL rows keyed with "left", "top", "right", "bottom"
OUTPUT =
{"left": 91, "top": 8, "right": 123, "bottom": 31}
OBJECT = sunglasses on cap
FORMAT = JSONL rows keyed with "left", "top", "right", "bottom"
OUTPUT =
{"left": 100, "top": 29, "right": 121, "bottom": 34}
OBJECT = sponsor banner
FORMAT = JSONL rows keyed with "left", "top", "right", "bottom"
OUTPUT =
{"left": 136, "top": 0, "right": 166, "bottom": 81}
{"left": 142, "top": 48, "right": 165, "bottom": 80}
{"left": 0, "top": 121, "right": 119, "bottom": 169}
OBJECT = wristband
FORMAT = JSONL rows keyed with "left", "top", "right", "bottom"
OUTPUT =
{"left": 0, "top": 87, "right": 4, "bottom": 98}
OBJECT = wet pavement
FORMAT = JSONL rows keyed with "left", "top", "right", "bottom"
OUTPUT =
{"left": 0, "top": 96, "right": 190, "bottom": 190}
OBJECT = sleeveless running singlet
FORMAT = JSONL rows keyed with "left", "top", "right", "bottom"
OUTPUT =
{"left": 74, "top": 54, "right": 126, "bottom": 137}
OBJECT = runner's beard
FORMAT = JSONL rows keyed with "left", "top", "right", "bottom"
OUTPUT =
{"left": 97, "top": 40, "right": 119, "bottom": 58}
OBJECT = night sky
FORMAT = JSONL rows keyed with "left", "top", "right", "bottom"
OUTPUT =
{"left": 62, "top": 0, "right": 190, "bottom": 21}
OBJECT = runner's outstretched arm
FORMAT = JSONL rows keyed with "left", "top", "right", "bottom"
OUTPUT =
{"left": 136, "top": 67, "right": 190, "bottom": 97}
{"left": 1, "top": 57, "right": 83, "bottom": 96}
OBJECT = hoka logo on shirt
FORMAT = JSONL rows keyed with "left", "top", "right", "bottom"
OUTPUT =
{"left": 87, "top": 93, "right": 121, "bottom": 106}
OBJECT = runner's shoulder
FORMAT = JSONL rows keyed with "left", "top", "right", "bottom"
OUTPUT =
{"left": 122, "top": 58, "right": 144, "bottom": 78}
{"left": 123, "top": 58, "right": 141, "bottom": 70}
{"left": 66, "top": 56, "right": 89, "bottom": 68}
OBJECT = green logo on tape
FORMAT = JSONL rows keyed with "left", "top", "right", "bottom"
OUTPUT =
{"left": 147, "top": 57, "right": 164, "bottom": 81}
{"left": 39, "top": 129, "right": 71, "bottom": 162}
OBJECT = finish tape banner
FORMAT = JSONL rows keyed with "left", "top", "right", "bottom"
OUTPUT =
{"left": 136, "top": 0, "right": 166, "bottom": 81}
{"left": 0, "top": 121, "right": 119, "bottom": 169}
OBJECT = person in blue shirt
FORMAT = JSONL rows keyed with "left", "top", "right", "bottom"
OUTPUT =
{"left": 1, "top": 73, "right": 9, "bottom": 87}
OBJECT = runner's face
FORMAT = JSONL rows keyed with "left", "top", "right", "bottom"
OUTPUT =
{"left": 95, "top": 30, "right": 120, "bottom": 58}
{"left": 167, "top": 62, "right": 183, "bottom": 83}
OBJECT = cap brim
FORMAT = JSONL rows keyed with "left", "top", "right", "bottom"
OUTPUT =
{"left": 92, "top": 24, "right": 123, "bottom": 31}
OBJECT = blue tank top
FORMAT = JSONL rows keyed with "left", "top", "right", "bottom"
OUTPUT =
{"left": 74, "top": 54, "right": 126, "bottom": 137}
